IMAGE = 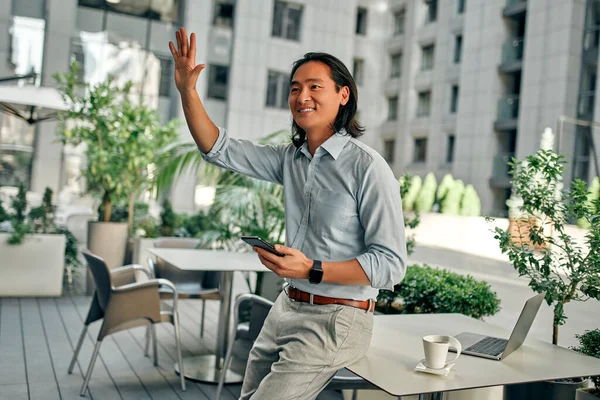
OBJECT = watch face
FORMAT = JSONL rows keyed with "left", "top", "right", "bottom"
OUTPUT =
{"left": 309, "top": 262, "right": 324, "bottom": 284}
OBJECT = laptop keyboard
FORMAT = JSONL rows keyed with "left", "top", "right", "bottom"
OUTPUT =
{"left": 465, "top": 337, "right": 507, "bottom": 356}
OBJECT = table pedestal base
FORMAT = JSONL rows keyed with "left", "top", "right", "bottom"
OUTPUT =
{"left": 175, "top": 355, "right": 243, "bottom": 384}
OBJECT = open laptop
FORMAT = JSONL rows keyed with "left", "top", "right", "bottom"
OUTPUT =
{"left": 449, "top": 292, "right": 545, "bottom": 361}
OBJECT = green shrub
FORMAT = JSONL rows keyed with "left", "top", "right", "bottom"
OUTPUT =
{"left": 460, "top": 184, "right": 482, "bottom": 216}
{"left": 401, "top": 175, "right": 422, "bottom": 211}
{"left": 0, "top": 199, "right": 9, "bottom": 223}
{"left": 441, "top": 179, "right": 465, "bottom": 215}
{"left": 377, "top": 265, "right": 501, "bottom": 319}
{"left": 437, "top": 173, "right": 454, "bottom": 204}
{"left": 415, "top": 172, "right": 437, "bottom": 213}
{"left": 399, "top": 174, "right": 420, "bottom": 256}
{"left": 577, "top": 177, "right": 599, "bottom": 229}
{"left": 571, "top": 329, "right": 600, "bottom": 392}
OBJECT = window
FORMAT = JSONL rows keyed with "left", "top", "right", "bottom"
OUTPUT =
{"left": 390, "top": 53, "right": 402, "bottom": 78}
{"left": 417, "top": 91, "right": 431, "bottom": 117}
{"left": 457, "top": 0, "right": 465, "bottom": 14}
{"left": 425, "top": 0, "right": 438, "bottom": 24}
{"left": 387, "top": 96, "right": 399, "bottom": 120}
{"left": 266, "top": 70, "right": 289, "bottom": 109}
{"left": 454, "top": 35, "right": 463, "bottom": 63}
{"left": 213, "top": 0, "right": 235, "bottom": 28}
{"left": 446, "top": 135, "right": 455, "bottom": 164}
{"left": 78, "top": 0, "right": 180, "bottom": 23}
{"left": 356, "top": 7, "right": 368, "bottom": 35}
{"left": 413, "top": 138, "right": 428, "bottom": 163}
{"left": 394, "top": 9, "right": 405, "bottom": 35}
{"left": 272, "top": 1, "right": 303, "bottom": 41}
{"left": 383, "top": 139, "right": 395, "bottom": 163}
{"left": 0, "top": 114, "right": 36, "bottom": 189}
{"left": 450, "top": 85, "right": 459, "bottom": 113}
{"left": 353, "top": 58, "right": 365, "bottom": 85}
{"left": 70, "top": 40, "right": 86, "bottom": 83}
{"left": 9, "top": 0, "right": 47, "bottom": 86}
{"left": 207, "top": 64, "right": 229, "bottom": 100}
{"left": 421, "top": 44, "right": 435, "bottom": 70}
{"left": 158, "top": 56, "right": 173, "bottom": 97}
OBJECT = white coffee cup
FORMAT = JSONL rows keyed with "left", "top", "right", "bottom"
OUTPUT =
{"left": 422, "top": 335, "right": 462, "bottom": 369}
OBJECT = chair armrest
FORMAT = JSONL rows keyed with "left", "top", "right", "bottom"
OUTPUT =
{"left": 113, "top": 278, "right": 180, "bottom": 313}
{"left": 111, "top": 264, "right": 152, "bottom": 287}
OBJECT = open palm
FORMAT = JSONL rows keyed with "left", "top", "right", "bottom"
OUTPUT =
{"left": 168, "top": 27, "right": 205, "bottom": 93}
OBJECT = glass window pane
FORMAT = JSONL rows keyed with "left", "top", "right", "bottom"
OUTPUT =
{"left": 0, "top": 114, "right": 36, "bottom": 189}
{"left": 286, "top": 7, "right": 302, "bottom": 41}
{"left": 391, "top": 53, "right": 402, "bottom": 78}
{"left": 75, "top": 6, "right": 104, "bottom": 33}
{"left": 213, "top": 0, "right": 235, "bottom": 28}
{"left": 394, "top": 10, "right": 404, "bottom": 35}
{"left": 413, "top": 138, "right": 428, "bottom": 163}
{"left": 278, "top": 74, "right": 289, "bottom": 109}
{"left": 446, "top": 135, "right": 455, "bottom": 163}
{"left": 383, "top": 139, "right": 395, "bottom": 163}
{"left": 207, "top": 64, "right": 228, "bottom": 100}
{"left": 266, "top": 71, "right": 278, "bottom": 106}
{"left": 105, "top": 11, "right": 148, "bottom": 46}
{"left": 356, "top": 7, "right": 367, "bottom": 35}
{"left": 387, "top": 97, "right": 398, "bottom": 120}
{"left": 272, "top": 1, "right": 284, "bottom": 38}
{"left": 9, "top": 16, "right": 46, "bottom": 85}
{"left": 353, "top": 58, "right": 364, "bottom": 85}
{"left": 13, "top": 0, "right": 45, "bottom": 19}
{"left": 158, "top": 56, "right": 172, "bottom": 97}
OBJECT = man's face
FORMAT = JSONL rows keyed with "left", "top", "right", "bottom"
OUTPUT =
{"left": 289, "top": 61, "right": 349, "bottom": 134}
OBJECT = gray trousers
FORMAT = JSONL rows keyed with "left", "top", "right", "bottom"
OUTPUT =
{"left": 240, "top": 291, "right": 374, "bottom": 400}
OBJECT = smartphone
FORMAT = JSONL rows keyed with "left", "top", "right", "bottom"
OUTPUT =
{"left": 241, "top": 235, "right": 285, "bottom": 257}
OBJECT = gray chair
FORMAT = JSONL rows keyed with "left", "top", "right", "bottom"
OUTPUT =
{"left": 216, "top": 294, "right": 378, "bottom": 400}
{"left": 70, "top": 250, "right": 185, "bottom": 396}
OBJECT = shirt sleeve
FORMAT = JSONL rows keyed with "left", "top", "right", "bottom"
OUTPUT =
{"left": 355, "top": 157, "right": 407, "bottom": 290}
{"left": 199, "top": 126, "right": 286, "bottom": 185}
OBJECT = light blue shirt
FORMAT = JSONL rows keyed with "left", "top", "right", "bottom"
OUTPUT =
{"left": 200, "top": 126, "right": 407, "bottom": 300}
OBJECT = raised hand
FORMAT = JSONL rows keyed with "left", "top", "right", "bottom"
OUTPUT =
{"left": 168, "top": 27, "right": 205, "bottom": 94}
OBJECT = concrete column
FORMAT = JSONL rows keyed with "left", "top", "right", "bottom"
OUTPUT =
{"left": 30, "top": 0, "right": 77, "bottom": 194}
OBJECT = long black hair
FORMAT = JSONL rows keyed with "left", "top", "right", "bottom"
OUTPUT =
{"left": 289, "top": 52, "right": 364, "bottom": 148}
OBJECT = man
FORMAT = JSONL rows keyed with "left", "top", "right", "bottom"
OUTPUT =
{"left": 169, "top": 27, "right": 406, "bottom": 399}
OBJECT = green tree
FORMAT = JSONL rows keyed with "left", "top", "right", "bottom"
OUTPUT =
{"left": 490, "top": 150, "right": 600, "bottom": 345}
{"left": 414, "top": 172, "right": 437, "bottom": 213}
{"left": 460, "top": 184, "right": 481, "bottom": 216}
{"left": 54, "top": 62, "right": 179, "bottom": 233}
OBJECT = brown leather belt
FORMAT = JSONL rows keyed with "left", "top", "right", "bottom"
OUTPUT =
{"left": 287, "top": 287, "right": 375, "bottom": 312}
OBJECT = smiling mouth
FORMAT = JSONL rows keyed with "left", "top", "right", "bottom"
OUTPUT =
{"left": 297, "top": 108, "right": 315, "bottom": 113}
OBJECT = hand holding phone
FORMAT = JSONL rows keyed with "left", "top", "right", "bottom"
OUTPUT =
{"left": 241, "top": 235, "right": 285, "bottom": 257}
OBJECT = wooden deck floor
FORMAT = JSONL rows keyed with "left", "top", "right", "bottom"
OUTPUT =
{"left": 0, "top": 295, "right": 344, "bottom": 400}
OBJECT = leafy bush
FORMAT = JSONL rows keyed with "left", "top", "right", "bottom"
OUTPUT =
{"left": 415, "top": 172, "right": 437, "bottom": 213}
{"left": 460, "top": 184, "right": 482, "bottom": 216}
{"left": 437, "top": 173, "right": 454, "bottom": 204}
{"left": 399, "top": 174, "right": 420, "bottom": 256}
{"left": 0, "top": 199, "right": 8, "bottom": 223}
{"left": 377, "top": 265, "right": 501, "bottom": 319}
{"left": 578, "top": 177, "right": 599, "bottom": 229}
{"left": 441, "top": 179, "right": 465, "bottom": 215}
{"left": 401, "top": 175, "right": 422, "bottom": 211}
{"left": 572, "top": 329, "right": 600, "bottom": 393}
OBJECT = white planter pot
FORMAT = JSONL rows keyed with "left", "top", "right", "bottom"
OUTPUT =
{"left": 0, "top": 233, "right": 66, "bottom": 297}
{"left": 577, "top": 388, "right": 600, "bottom": 400}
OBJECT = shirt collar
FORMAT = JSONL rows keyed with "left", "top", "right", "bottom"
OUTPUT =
{"left": 294, "top": 129, "right": 351, "bottom": 160}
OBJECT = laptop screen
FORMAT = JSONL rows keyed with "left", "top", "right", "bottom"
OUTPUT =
{"left": 501, "top": 292, "right": 545, "bottom": 359}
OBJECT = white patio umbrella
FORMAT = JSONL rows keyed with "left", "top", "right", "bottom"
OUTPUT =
{"left": 0, "top": 84, "right": 68, "bottom": 125}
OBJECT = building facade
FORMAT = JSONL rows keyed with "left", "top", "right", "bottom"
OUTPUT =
{"left": 0, "top": 0, "right": 596, "bottom": 216}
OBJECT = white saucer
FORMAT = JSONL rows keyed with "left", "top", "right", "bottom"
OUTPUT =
{"left": 414, "top": 359, "right": 455, "bottom": 376}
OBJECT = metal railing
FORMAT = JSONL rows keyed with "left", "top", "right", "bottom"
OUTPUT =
{"left": 501, "top": 37, "right": 524, "bottom": 65}
{"left": 496, "top": 95, "right": 520, "bottom": 121}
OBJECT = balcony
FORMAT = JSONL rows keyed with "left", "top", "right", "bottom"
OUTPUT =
{"left": 503, "top": 0, "right": 527, "bottom": 18}
{"left": 494, "top": 95, "right": 520, "bottom": 131}
{"left": 490, "top": 153, "right": 515, "bottom": 188}
{"left": 499, "top": 37, "right": 524, "bottom": 73}
{"left": 577, "top": 91, "right": 596, "bottom": 120}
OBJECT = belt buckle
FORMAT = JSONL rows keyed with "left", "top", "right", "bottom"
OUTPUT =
{"left": 367, "top": 298, "right": 374, "bottom": 313}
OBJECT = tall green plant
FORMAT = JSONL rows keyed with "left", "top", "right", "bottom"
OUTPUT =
{"left": 399, "top": 173, "right": 420, "bottom": 256}
{"left": 7, "top": 183, "right": 29, "bottom": 244}
{"left": 490, "top": 150, "right": 600, "bottom": 345}
{"left": 437, "top": 173, "right": 454, "bottom": 205}
{"left": 415, "top": 172, "right": 437, "bottom": 213}
{"left": 401, "top": 175, "right": 422, "bottom": 211}
{"left": 441, "top": 179, "right": 464, "bottom": 215}
{"left": 460, "top": 184, "right": 481, "bottom": 216}
{"left": 54, "top": 62, "right": 179, "bottom": 233}
{"left": 577, "top": 176, "right": 599, "bottom": 229}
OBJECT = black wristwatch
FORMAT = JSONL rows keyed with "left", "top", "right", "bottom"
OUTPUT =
{"left": 308, "top": 260, "right": 324, "bottom": 284}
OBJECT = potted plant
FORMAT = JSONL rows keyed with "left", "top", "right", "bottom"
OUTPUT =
{"left": 491, "top": 144, "right": 600, "bottom": 399}
{"left": 572, "top": 329, "right": 600, "bottom": 399}
{"left": 54, "top": 62, "right": 179, "bottom": 281}
{"left": 0, "top": 185, "right": 81, "bottom": 296}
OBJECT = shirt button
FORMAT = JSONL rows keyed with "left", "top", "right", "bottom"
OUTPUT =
{"left": 302, "top": 219, "right": 307, "bottom": 225}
